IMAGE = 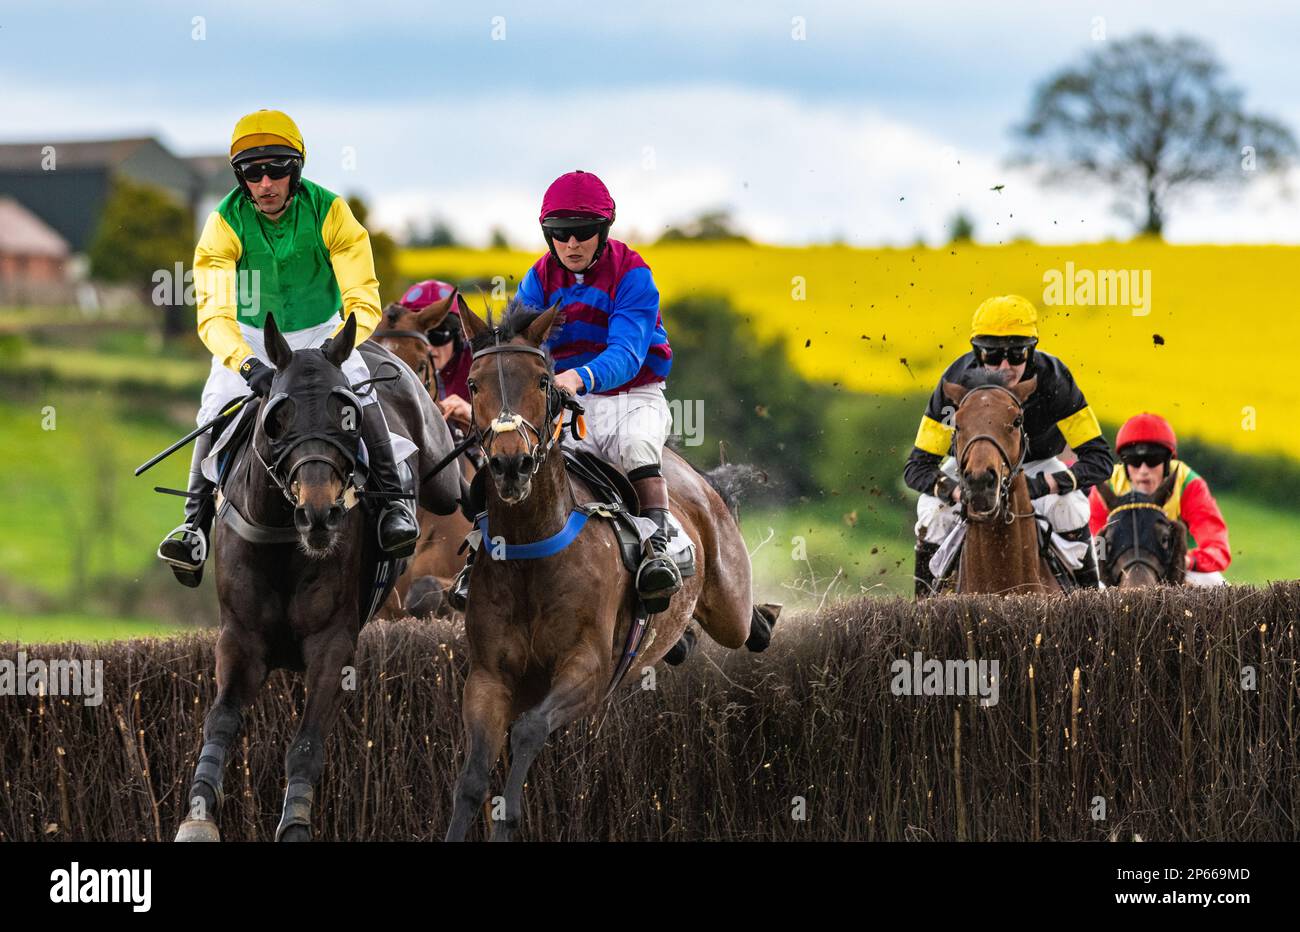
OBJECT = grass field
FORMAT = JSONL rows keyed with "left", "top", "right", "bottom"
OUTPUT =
{"left": 401, "top": 241, "right": 1300, "bottom": 459}
{"left": 0, "top": 612, "right": 188, "bottom": 644}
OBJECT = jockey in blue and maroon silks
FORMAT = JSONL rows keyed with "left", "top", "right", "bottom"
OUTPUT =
{"left": 449, "top": 170, "right": 682, "bottom": 613}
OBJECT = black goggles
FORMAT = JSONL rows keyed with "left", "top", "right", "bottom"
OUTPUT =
{"left": 545, "top": 222, "right": 604, "bottom": 244}
{"left": 238, "top": 158, "right": 298, "bottom": 183}
{"left": 427, "top": 326, "right": 457, "bottom": 346}
{"left": 974, "top": 343, "right": 1033, "bottom": 366}
{"left": 1121, "top": 450, "right": 1170, "bottom": 470}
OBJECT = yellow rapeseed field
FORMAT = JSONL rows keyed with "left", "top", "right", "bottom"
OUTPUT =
{"left": 400, "top": 241, "right": 1300, "bottom": 459}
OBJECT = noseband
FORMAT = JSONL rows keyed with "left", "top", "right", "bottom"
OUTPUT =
{"left": 955, "top": 384, "right": 1029, "bottom": 524}
{"left": 469, "top": 337, "right": 584, "bottom": 474}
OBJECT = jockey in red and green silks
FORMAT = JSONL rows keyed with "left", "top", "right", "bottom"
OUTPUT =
{"left": 157, "top": 109, "right": 418, "bottom": 586}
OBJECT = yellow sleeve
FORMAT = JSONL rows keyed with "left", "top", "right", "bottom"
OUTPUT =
{"left": 1057, "top": 405, "right": 1102, "bottom": 449}
{"left": 193, "top": 211, "right": 255, "bottom": 373}
{"left": 321, "top": 197, "right": 381, "bottom": 344}
{"left": 914, "top": 414, "right": 955, "bottom": 457}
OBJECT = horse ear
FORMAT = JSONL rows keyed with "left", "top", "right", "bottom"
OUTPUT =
{"left": 942, "top": 381, "right": 968, "bottom": 406}
{"left": 1012, "top": 375, "right": 1038, "bottom": 404}
{"left": 459, "top": 302, "right": 490, "bottom": 341}
{"left": 325, "top": 314, "right": 357, "bottom": 368}
{"left": 1152, "top": 470, "right": 1178, "bottom": 506}
{"left": 413, "top": 291, "right": 456, "bottom": 331}
{"left": 1095, "top": 479, "right": 1119, "bottom": 510}
{"left": 264, "top": 312, "right": 293, "bottom": 370}
{"left": 523, "top": 302, "right": 562, "bottom": 346}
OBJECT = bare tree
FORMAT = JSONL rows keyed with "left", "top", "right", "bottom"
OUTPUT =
{"left": 1014, "top": 33, "right": 1296, "bottom": 236}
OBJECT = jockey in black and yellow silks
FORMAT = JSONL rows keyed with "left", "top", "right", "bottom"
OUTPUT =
{"left": 157, "top": 110, "right": 418, "bottom": 586}
{"left": 903, "top": 295, "right": 1114, "bottom": 594}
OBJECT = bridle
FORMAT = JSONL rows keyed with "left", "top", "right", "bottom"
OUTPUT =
{"left": 1100, "top": 500, "right": 1176, "bottom": 583}
{"left": 468, "top": 335, "right": 585, "bottom": 474}
{"left": 253, "top": 363, "right": 407, "bottom": 515}
{"left": 373, "top": 325, "right": 440, "bottom": 394}
{"left": 954, "top": 384, "right": 1031, "bottom": 525}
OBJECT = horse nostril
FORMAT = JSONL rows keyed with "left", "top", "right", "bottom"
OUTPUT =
{"left": 489, "top": 456, "right": 505, "bottom": 474}
{"left": 294, "top": 508, "right": 312, "bottom": 533}
{"left": 519, "top": 455, "right": 535, "bottom": 473}
{"left": 327, "top": 504, "right": 345, "bottom": 528}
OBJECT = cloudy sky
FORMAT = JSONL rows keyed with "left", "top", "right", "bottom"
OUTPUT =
{"left": 2, "top": 0, "right": 1297, "bottom": 245}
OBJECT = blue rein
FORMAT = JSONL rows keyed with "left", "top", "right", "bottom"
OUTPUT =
{"left": 476, "top": 510, "right": 591, "bottom": 560}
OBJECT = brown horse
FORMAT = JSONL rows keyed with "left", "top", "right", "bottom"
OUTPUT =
{"left": 1094, "top": 474, "right": 1187, "bottom": 587}
{"left": 371, "top": 293, "right": 476, "bottom": 618}
{"left": 173, "top": 313, "right": 461, "bottom": 842}
{"left": 444, "top": 300, "right": 778, "bottom": 842}
{"left": 944, "top": 370, "right": 1060, "bottom": 595}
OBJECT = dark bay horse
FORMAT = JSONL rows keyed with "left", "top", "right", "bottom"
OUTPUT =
{"left": 445, "top": 301, "right": 778, "bottom": 842}
{"left": 1094, "top": 474, "right": 1187, "bottom": 587}
{"left": 371, "top": 292, "right": 475, "bottom": 618}
{"left": 944, "top": 370, "right": 1060, "bottom": 595}
{"left": 174, "top": 312, "right": 461, "bottom": 842}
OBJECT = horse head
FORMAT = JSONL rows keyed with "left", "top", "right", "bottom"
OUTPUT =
{"left": 1095, "top": 473, "right": 1186, "bottom": 588}
{"left": 943, "top": 370, "right": 1036, "bottom": 523}
{"left": 373, "top": 290, "right": 463, "bottom": 390}
{"left": 256, "top": 312, "right": 365, "bottom": 558}
{"left": 460, "top": 298, "right": 565, "bottom": 505}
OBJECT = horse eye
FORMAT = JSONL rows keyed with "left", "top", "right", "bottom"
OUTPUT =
{"left": 1012, "top": 415, "right": 1023, "bottom": 428}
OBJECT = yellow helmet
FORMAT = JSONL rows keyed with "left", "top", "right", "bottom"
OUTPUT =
{"left": 229, "top": 109, "right": 305, "bottom": 164}
{"left": 971, "top": 294, "right": 1039, "bottom": 342}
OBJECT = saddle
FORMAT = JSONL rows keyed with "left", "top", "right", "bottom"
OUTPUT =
{"left": 461, "top": 449, "right": 696, "bottom": 579}
{"left": 932, "top": 515, "right": 1081, "bottom": 592}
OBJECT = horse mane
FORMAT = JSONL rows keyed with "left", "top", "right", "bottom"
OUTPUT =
{"left": 467, "top": 298, "right": 563, "bottom": 370}
{"left": 959, "top": 367, "right": 1017, "bottom": 390}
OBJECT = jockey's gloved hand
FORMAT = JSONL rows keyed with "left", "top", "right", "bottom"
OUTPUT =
{"left": 934, "top": 474, "right": 959, "bottom": 503}
{"left": 1025, "top": 473, "right": 1050, "bottom": 499}
{"left": 240, "top": 358, "right": 275, "bottom": 397}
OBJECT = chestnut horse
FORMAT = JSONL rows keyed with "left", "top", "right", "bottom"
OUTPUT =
{"left": 1094, "top": 474, "right": 1187, "bottom": 588}
{"left": 372, "top": 293, "right": 476, "bottom": 618}
{"left": 944, "top": 370, "right": 1060, "bottom": 595}
{"left": 444, "top": 300, "right": 778, "bottom": 841}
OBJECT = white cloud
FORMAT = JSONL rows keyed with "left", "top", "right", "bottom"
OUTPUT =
{"left": 3, "top": 77, "right": 1296, "bottom": 246}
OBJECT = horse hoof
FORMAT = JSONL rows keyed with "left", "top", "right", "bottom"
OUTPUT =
{"left": 174, "top": 819, "right": 221, "bottom": 842}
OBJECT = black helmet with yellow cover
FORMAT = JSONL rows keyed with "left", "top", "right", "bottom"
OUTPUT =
{"left": 229, "top": 109, "right": 306, "bottom": 203}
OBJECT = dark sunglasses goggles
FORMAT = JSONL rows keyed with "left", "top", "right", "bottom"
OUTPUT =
{"left": 237, "top": 157, "right": 299, "bottom": 183}
{"left": 544, "top": 221, "right": 605, "bottom": 244}
{"left": 973, "top": 342, "right": 1034, "bottom": 366}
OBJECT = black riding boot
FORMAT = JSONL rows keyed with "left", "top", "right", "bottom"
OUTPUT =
{"left": 360, "top": 402, "right": 419, "bottom": 557}
{"left": 1063, "top": 526, "right": 1102, "bottom": 590}
{"left": 630, "top": 474, "right": 683, "bottom": 613}
{"left": 157, "top": 432, "right": 216, "bottom": 588}
{"left": 914, "top": 540, "right": 940, "bottom": 599}
{"left": 447, "top": 548, "right": 474, "bottom": 613}
{"left": 664, "top": 624, "right": 697, "bottom": 666}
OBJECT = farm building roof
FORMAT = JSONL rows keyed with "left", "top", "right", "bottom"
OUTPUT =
{"left": 0, "top": 196, "right": 70, "bottom": 258}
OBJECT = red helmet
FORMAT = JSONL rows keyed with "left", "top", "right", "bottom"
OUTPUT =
{"left": 1116, "top": 413, "right": 1177, "bottom": 457}
{"left": 539, "top": 170, "right": 615, "bottom": 223}
{"left": 397, "top": 279, "right": 457, "bottom": 313}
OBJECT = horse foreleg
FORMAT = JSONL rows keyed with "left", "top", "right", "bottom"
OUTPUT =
{"left": 276, "top": 627, "right": 355, "bottom": 842}
{"left": 445, "top": 668, "right": 512, "bottom": 842}
{"left": 175, "top": 626, "right": 268, "bottom": 842}
{"left": 492, "top": 651, "right": 601, "bottom": 843}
